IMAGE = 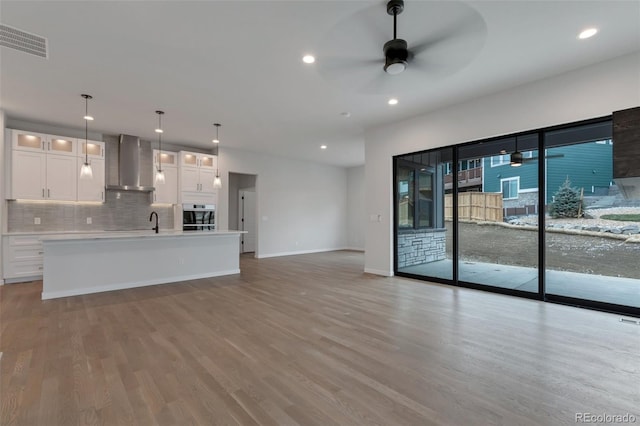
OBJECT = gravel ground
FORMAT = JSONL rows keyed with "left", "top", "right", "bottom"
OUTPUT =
{"left": 515, "top": 207, "right": 640, "bottom": 228}
{"left": 446, "top": 220, "right": 640, "bottom": 279}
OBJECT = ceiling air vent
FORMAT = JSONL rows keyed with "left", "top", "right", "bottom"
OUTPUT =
{"left": 0, "top": 24, "right": 48, "bottom": 58}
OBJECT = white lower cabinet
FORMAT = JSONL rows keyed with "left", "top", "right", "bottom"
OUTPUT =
{"left": 3, "top": 236, "right": 44, "bottom": 283}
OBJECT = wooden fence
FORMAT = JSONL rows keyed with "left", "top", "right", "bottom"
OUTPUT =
{"left": 445, "top": 193, "right": 503, "bottom": 222}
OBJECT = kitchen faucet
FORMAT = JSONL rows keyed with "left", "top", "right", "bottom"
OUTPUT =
{"left": 149, "top": 211, "right": 159, "bottom": 234}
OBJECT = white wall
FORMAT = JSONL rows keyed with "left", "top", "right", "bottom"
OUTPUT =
{"left": 0, "top": 110, "right": 5, "bottom": 283}
{"left": 218, "top": 147, "right": 348, "bottom": 258}
{"left": 364, "top": 52, "right": 640, "bottom": 276}
{"left": 346, "top": 165, "right": 365, "bottom": 251}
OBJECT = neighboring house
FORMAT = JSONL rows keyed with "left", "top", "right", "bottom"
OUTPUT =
{"left": 482, "top": 140, "right": 613, "bottom": 214}
{"left": 444, "top": 159, "right": 483, "bottom": 193}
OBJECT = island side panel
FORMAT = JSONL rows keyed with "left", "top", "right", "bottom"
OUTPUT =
{"left": 42, "top": 234, "right": 240, "bottom": 299}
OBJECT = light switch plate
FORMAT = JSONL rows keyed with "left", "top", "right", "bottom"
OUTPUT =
{"left": 34, "top": 217, "right": 41, "bottom": 225}
{"left": 86, "top": 217, "right": 92, "bottom": 224}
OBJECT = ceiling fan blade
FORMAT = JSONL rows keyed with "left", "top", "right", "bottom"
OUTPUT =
{"left": 317, "top": 56, "right": 381, "bottom": 73}
{"left": 358, "top": 71, "right": 394, "bottom": 94}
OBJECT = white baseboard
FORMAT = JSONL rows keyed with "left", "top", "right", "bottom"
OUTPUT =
{"left": 364, "top": 267, "right": 394, "bottom": 277}
{"left": 41, "top": 269, "right": 241, "bottom": 300}
{"left": 344, "top": 247, "right": 365, "bottom": 252}
{"left": 256, "top": 247, "right": 351, "bottom": 259}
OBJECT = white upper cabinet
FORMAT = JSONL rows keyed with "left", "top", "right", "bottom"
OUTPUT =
{"left": 77, "top": 139, "right": 105, "bottom": 202}
{"left": 12, "top": 130, "right": 47, "bottom": 152}
{"left": 178, "top": 150, "right": 218, "bottom": 204}
{"left": 48, "top": 135, "right": 77, "bottom": 156}
{"left": 46, "top": 154, "right": 77, "bottom": 200}
{"left": 11, "top": 150, "right": 47, "bottom": 199}
{"left": 6, "top": 129, "right": 104, "bottom": 201}
{"left": 77, "top": 157, "right": 105, "bottom": 202}
{"left": 79, "top": 139, "right": 105, "bottom": 159}
{"left": 152, "top": 149, "right": 178, "bottom": 204}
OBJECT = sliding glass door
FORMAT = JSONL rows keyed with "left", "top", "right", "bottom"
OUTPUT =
{"left": 394, "top": 116, "right": 640, "bottom": 315}
{"left": 395, "top": 149, "right": 453, "bottom": 281}
{"left": 544, "top": 122, "right": 640, "bottom": 309}
{"left": 457, "top": 136, "right": 539, "bottom": 294}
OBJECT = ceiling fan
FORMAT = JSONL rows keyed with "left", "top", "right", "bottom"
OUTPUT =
{"left": 316, "top": 1, "right": 487, "bottom": 94}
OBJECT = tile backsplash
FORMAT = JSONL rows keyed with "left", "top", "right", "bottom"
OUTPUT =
{"left": 7, "top": 191, "right": 174, "bottom": 233}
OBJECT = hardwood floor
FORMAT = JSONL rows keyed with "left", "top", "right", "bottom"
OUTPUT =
{"left": 1, "top": 251, "right": 638, "bottom": 426}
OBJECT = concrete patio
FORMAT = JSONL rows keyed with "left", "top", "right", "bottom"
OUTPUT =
{"left": 399, "top": 259, "right": 640, "bottom": 308}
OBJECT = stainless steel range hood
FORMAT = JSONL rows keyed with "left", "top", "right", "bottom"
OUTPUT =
{"left": 106, "top": 134, "right": 155, "bottom": 192}
{"left": 613, "top": 107, "right": 640, "bottom": 200}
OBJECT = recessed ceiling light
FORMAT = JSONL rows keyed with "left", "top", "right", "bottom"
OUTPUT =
{"left": 302, "top": 55, "right": 315, "bottom": 64}
{"left": 578, "top": 28, "right": 598, "bottom": 39}
{"left": 83, "top": 115, "right": 94, "bottom": 121}
{"left": 340, "top": 112, "right": 351, "bottom": 118}
{"left": 320, "top": 145, "right": 327, "bottom": 150}
{"left": 388, "top": 98, "right": 398, "bottom": 105}
{"left": 155, "top": 128, "right": 163, "bottom": 133}
{"left": 212, "top": 138, "right": 219, "bottom": 144}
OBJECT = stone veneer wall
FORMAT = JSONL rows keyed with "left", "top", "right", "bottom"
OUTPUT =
{"left": 397, "top": 229, "right": 446, "bottom": 268}
{"left": 7, "top": 191, "right": 173, "bottom": 232}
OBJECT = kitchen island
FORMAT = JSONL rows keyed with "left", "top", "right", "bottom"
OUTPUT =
{"left": 41, "top": 230, "right": 245, "bottom": 300}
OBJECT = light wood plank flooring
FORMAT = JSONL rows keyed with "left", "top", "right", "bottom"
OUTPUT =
{"left": 1, "top": 251, "right": 638, "bottom": 425}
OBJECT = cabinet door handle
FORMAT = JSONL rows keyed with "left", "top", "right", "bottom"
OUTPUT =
{"left": 42, "top": 188, "right": 45, "bottom": 198}
{"left": 38, "top": 251, "right": 43, "bottom": 254}
{"left": 48, "top": 142, "right": 50, "bottom": 151}
{"left": 42, "top": 141, "right": 45, "bottom": 150}
{"left": 47, "top": 189, "right": 50, "bottom": 198}
{"left": 101, "top": 191, "right": 104, "bottom": 201}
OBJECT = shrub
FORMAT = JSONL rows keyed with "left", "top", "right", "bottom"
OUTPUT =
{"left": 549, "top": 177, "right": 584, "bottom": 218}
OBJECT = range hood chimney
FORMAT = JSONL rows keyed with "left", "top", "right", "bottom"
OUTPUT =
{"left": 613, "top": 107, "right": 640, "bottom": 200}
{"left": 106, "top": 134, "right": 155, "bottom": 192}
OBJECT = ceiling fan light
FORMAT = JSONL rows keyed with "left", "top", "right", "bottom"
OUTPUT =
{"left": 385, "top": 61, "right": 407, "bottom": 75}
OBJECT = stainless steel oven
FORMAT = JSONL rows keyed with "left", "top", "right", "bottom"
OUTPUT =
{"left": 182, "top": 204, "right": 215, "bottom": 231}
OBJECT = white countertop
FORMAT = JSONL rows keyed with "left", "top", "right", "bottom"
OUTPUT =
{"left": 40, "top": 230, "right": 245, "bottom": 242}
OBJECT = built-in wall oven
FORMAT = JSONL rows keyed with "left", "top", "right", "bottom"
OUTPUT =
{"left": 182, "top": 204, "right": 215, "bottom": 231}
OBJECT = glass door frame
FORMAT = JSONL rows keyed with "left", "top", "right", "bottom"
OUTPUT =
{"left": 393, "top": 115, "right": 640, "bottom": 317}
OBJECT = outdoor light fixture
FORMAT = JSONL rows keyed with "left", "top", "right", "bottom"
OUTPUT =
{"left": 155, "top": 111, "right": 165, "bottom": 184}
{"left": 213, "top": 123, "right": 222, "bottom": 188}
{"left": 80, "top": 94, "right": 94, "bottom": 179}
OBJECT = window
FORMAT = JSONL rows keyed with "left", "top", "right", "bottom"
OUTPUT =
{"left": 491, "top": 154, "right": 510, "bottom": 167}
{"left": 468, "top": 159, "right": 481, "bottom": 169}
{"left": 397, "top": 166, "right": 414, "bottom": 228}
{"left": 501, "top": 177, "right": 519, "bottom": 200}
{"left": 523, "top": 151, "right": 533, "bottom": 159}
{"left": 396, "top": 162, "right": 435, "bottom": 229}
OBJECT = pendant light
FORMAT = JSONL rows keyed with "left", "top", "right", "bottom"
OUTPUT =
{"left": 213, "top": 123, "right": 222, "bottom": 188}
{"left": 155, "top": 110, "right": 165, "bottom": 184}
{"left": 79, "top": 94, "right": 94, "bottom": 179}
{"left": 510, "top": 137, "right": 523, "bottom": 167}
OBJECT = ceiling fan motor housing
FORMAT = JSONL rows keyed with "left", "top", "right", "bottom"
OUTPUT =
{"left": 384, "top": 38, "right": 409, "bottom": 74}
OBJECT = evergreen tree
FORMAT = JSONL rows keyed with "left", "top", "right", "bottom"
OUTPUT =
{"left": 549, "top": 177, "right": 583, "bottom": 218}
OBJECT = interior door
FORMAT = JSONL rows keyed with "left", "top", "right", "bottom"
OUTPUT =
{"left": 239, "top": 190, "right": 256, "bottom": 253}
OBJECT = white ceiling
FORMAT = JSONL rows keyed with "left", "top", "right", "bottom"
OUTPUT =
{"left": 1, "top": 1, "right": 639, "bottom": 167}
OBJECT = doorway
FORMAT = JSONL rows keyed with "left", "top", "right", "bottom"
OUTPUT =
{"left": 228, "top": 172, "right": 257, "bottom": 254}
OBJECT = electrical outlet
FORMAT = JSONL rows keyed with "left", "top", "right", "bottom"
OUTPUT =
{"left": 179, "top": 257, "right": 185, "bottom": 265}
{"left": 86, "top": 217, "right": 92, "bottom": 224}
{"left": 34, "top": 217, "right": 41, "bottom": 225}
